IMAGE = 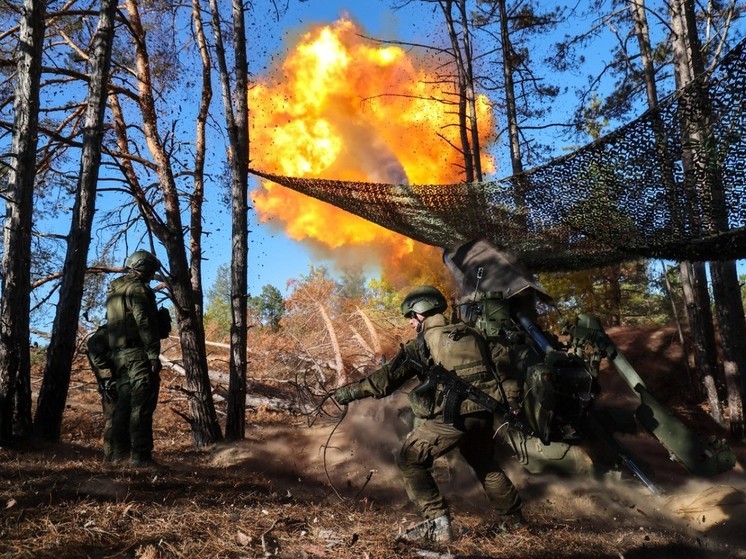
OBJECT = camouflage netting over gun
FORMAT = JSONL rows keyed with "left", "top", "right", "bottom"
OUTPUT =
{"left": 251, "top": 39, "right": 746, "bottom": 273}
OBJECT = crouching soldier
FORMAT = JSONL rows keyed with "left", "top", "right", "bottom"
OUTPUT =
{"left": 86, "top": 324, "right": 117, "bottom": 462}
{"left": 333, "top": 286, "right": 524, "bottom": 544}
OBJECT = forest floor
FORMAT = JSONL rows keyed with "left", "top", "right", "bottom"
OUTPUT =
{"left": 1, "top": 324, "right": 746, "bottom": 559}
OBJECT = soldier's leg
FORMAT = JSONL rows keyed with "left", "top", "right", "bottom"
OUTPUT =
{"left": 128, "top": 358, "right": 161, "bottom": 462}
{"left": 459, "top": 412, "right": 522, "bottom": 515}
{"left": 397, "top": 418, "right": 464, "bottom": 520}
{"left": 101, "top": 397, "right": 116, "bottom": 462}
{"left": 111, "top": 372, "right": 132, "bottom": 462}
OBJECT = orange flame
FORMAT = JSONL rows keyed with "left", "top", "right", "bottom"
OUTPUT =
{"left": 250, "top": 18, "right": 495, "bottom": 288}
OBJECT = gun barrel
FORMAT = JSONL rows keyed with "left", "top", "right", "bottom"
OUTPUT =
{"left": 516, "top": 312, "right": 554, "bottom": 353}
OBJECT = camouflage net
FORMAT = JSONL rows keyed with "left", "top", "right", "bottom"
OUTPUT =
{"left": 251, "top": 39, "right": 746, "bottom": 272}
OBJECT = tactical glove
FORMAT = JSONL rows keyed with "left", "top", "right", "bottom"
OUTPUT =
{"left": 98, "top": 379, "right": 118, "bottom": 403}
{"left": 150, "top": 359, "right": 162, "bottom": 374}
{"left": 333, "top": 385, "right": 358, "bottom": 406}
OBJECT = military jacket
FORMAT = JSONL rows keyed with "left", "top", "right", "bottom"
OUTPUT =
{"left": 105, "top": 273, "right": 161, "bottom": 361}
{"left": 350, "top": 314, "right": 502, "bottom": 419}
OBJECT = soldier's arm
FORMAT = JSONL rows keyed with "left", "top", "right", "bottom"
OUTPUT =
{"left": 337, "top": 340, "right": 419, "bottom": 401}
{"left": 127, "top": 283, "right": 161, "bottom": 360}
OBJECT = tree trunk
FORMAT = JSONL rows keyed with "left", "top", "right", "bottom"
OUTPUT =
{"left": 122, "top": 0, "right": 222, "bottom": 446}
{"left": 457, "top": 0, "right": 482, "bottom": 181}
{"left": 318, "top": 301, "right": 345, "bottom": 386}
{"left": 189, "top": 0, "right": 212, "bottom": 319}
{"left": 630, "top": 0, "right": 717, "bottom": 411}
{"left": 710, "top": 261, "right": 746, "bottom": 438}
{"left": 680, "top": 261, "right": 721, "bottom": 416}
{"left": 34, "top": 0, "right": 118, "bottom": 441}
{"left": 440, "top": 0, "right": 474, "bottom": 182}
{"left": 207, "top": 0, "right": 250, "bottom": 440}
{"left": 671, "top": 0, "right": 745, "bottom": 437}
{"left": 0, "top": 0, "right": 47, "bottom": 443}
{"left": 497, "top": 0, "right": 523, "bottom": 178}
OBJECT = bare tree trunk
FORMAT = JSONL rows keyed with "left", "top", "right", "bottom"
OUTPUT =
{"left": 207, "top": 0, "right": 250, "bottom": 440}
{"left": 0, "top": 0, "right": 47, "bottom": 443}
{"left": 33, "top": 0, "right": 118, "bottom": 441}
{"left": 710, "top": 261, "right": 746, "bottom": 437}
{"left": 671, "top": 0, "right": 745, "bottom": 438}
{"left": 189, "top": 0, "right": 212, "bottom": 319}
{"left": 440, "top": 0, "right": 474, "bottom": 182}
{"left": 121, "top": 0, "right": 222, "bottom": 446}
{"left": 679, "top": 261, "right": 721, "bottom": 408}
{"left": 318, "top": 302, "right": 345, "bottom": 386}
{"left": 497, "top": 0, "right": 523, "bottom": 178}
{"left": 630, "top": 0, "right": 717, "bottom": 413}
{"left": 356, "top": 307, "right": 382, "bottom": 361}
{"left": 456, "top": 0, "right": 482, "bottom": 181}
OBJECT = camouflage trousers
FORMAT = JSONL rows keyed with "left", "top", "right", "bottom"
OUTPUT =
{"left": 397, "top": 412, "right": 522, "bottom": 520}
{"left": 101, "top": 395, "right": 116, "bottom": 461}
{"left": 111, "top": 348, "right": 161, "bottom": 462}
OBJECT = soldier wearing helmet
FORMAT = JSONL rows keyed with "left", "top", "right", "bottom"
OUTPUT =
{"left": 333, "top": 285, "right": 523, "bottom": 544}
{"left": 105, "top": 249, "right": 163, "bottom": 468}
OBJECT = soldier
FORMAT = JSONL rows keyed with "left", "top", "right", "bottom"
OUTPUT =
{"left": 106, "top": 250, "right": 163, "bottom": 468}
{"left": 333, "top": 286, "right": 524, "bottom": 544}
{"left": 86, "top": 324, "right": 117, "bottom": 462}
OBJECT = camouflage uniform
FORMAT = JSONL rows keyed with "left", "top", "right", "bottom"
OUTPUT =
{"left": 335, "top": 312, "right": 522, "bottom": 522}
{"left": 86, "top": 325, "right": 117, "bottom": 461}
{"left": 106, "top": 255, "right": 162, "bottom": 465}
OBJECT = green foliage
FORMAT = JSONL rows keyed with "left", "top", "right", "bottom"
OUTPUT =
{"left": 204, "top": 264, "right": 232, "bottom": 340}
{"left": 248, "top": 284, "right": 285, "bottom": 331}
{"left": 366, "top": 277, "right": 401, "bottom": 314}
{"left": 206, "top": 264, "right": 287, "bottom": 336}
{"left": 538, "top": 260, "right": 672, "bottom": 329}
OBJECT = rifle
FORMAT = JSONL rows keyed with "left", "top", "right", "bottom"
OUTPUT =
{"left": 404, "top": 354, "right": 533, "bottom": 434}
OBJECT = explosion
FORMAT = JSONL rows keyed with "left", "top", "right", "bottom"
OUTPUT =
{"left": 249, "top": 17, "right": 495, "bottom": 287}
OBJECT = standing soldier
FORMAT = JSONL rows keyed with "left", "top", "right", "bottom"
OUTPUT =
{"left": 86, "top": 324, "right": 117, "bottom": 462}
{"left": 333, "top": 286, "right": 524, "bottom": 544}
{"left": 106, "top": 250, "right": 163, "bottom": 468}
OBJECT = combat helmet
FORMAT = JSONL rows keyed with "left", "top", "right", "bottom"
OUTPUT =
{"left": 125, "top": 250, "right": 160, "bottom": 278}
{"left": 400, "top": 285, "right": 447, "bottom": 317}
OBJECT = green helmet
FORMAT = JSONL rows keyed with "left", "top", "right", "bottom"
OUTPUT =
{"left": 125, "top": 250, "right": 160, "bottom": 277}
{"left": 400, "top": 285, "right": 447, "bottom": 317}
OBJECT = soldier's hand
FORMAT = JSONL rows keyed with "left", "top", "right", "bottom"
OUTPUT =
{"left": 150, "top": 359, "right": 162, "bottom": 374}
{"left": 333, "top": 385, "right": 357, "bottom": 406}
{"left": 104, "top": 379, "right": 118, "bottom": 402}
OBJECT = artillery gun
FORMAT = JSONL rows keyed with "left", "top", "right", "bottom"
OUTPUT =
{"left": 444, "top": 239, "right": 736, "bottom": 491}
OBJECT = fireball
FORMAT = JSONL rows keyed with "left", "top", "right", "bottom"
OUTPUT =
{"left": 249, "top": 17, "right": 494, "bottom": 287}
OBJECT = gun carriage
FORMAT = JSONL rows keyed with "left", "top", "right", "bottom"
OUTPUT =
{"left": 434, "top": 239, "right": 736, "bottom": 492}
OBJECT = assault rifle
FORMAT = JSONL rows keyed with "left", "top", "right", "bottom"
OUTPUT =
{"left": 403, "top": 353, "right": 533, "bottom": 434}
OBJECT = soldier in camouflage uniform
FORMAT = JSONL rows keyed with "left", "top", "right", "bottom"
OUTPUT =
{"left": 86, "top": 324, "right": 117, "bottom": 462}
{"left": 333, "top": 286, "right": 523, "bottom": 544}
{"left": 106, "top": 250, "right": 163, "bottom": 468}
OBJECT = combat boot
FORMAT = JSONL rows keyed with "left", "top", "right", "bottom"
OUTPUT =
{"left": 396, "top": 514, "right": 454, "bottom": 544}
{"left": 488, "top": 510, "right": 526, "bottom": 535}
